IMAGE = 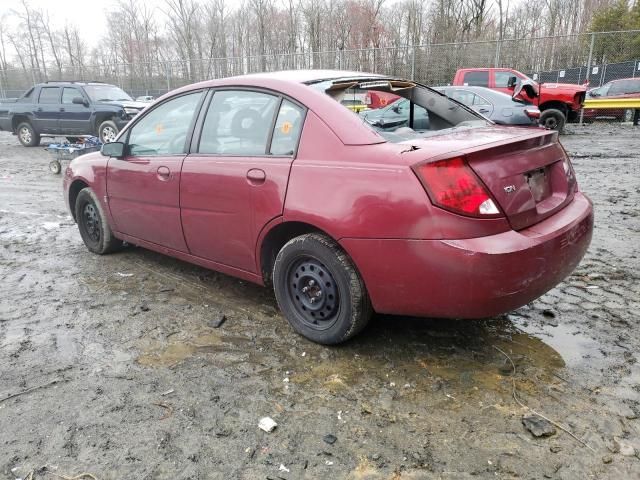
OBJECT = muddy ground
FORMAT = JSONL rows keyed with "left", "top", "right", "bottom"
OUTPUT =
{"left": 0, "top": 124, "right": 639, "bottom": 480}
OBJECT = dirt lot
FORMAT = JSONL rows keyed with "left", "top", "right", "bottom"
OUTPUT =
{"left": 1, "top": 124, "right": 639, "bottom": 480}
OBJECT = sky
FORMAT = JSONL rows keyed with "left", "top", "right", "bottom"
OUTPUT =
{"left": 1, "top": 0, "right": 109, "bottom": 48}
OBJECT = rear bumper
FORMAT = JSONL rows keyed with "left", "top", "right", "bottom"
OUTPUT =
{"left": 340, "top": 192, "right": 593, "bottom": 319}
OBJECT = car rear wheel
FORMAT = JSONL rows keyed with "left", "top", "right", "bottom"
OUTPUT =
{"left": 16, "top": 122, "right": 40, "bottom": 147}
{"left": 540, "top": 108, "right": 566, "bottom": 132}
{"left": 273, "top": 233, "right": 372, "bottom": 344}
{"left": 74, "top": 187, "right": 122, "bottom": 254}
{"left": 98, "top": 120, "right": 119, "bottom": 143}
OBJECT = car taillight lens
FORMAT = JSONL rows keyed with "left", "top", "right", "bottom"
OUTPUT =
{"left": 524, "top": 108, "right": 540, "bottom": 119}
{"left": 413, "top": 157, "right": 502, "bottom": 217}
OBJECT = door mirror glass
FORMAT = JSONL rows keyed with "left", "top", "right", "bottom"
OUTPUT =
{"left": 101, "top": 141, "right": 125, "bottom": 158}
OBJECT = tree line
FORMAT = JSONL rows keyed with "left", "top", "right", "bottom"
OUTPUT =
{"left": 0, "top": 0, "right": 636, "bottom": 93}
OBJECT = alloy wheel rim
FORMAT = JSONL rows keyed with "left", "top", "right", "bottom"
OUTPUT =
{"left": 287, "top": 257, "right": 339, "bottom": 330}
{"left": 83, "top": 203, "right": 101, "bottom": 243}
{"left": 19, "top": 126, "right": 31, "bottom": 144}
{"left": 102, "top": 126, "right": 116, "bottom": 143}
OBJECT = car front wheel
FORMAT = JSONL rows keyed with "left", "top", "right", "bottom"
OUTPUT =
{"left": 74, "top": 187, "right": 122, "bottom": 254}
{"left": 273, "top": 233, "right": 372, "bottom": 344}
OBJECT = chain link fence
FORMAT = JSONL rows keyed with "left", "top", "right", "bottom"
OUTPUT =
{"left": 1, "top": 30, "right": 640, "bottom": 99}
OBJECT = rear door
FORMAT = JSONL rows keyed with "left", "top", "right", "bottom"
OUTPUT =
{"left": 35, "top": 86, "right": 61, "bottom": 133}
{"left": 181, "top": 89, "right": 305, "bottom": 273}
{"left": 59, "top": 87, "right": 91, "bottom": 135}
{"left": 106, "top": 90, "right": 205, "bottom": 251}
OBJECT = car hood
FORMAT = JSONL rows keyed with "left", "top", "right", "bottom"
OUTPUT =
{"left": 102, "top": 100, "right": 147, "bottom": 110}
{"left": 540, "top": 82, "right": 587, "bottom": 93}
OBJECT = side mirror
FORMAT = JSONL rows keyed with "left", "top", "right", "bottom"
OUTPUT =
{"left": 101, "top": 141, "right": 125, "bottom": 158}
{"left": 72, "top": 96, "right": 88, "bottom": 107}
{"left": 507, "top": 76, "right": 518, "bottom": 89}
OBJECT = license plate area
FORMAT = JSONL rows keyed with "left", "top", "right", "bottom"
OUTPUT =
{"left": 526, "top": 167, "right": 550, "bottom": 203}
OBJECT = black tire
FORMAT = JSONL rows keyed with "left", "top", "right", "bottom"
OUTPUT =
{"left": 74, "top": 187, "right": 122, "bottom": 254}
{"left": 98, "top": 120, "right": 119, "bottom": 143}
{"left": 272, "top": 233, "right": 372, "bottom": 344}
{"left": 539, "top": 108, "right": 566, "bottom": 132}
{"left": 16, "top": 122, "right": 40, "bottom": 147}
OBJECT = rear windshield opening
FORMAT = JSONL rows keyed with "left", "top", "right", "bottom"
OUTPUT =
{"left": 309, "top": 78, "right": 490, "bottom": 142}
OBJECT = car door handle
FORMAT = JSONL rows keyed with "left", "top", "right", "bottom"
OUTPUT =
{"left": 478, "top": 108, "right": 490, "bottom": 113}
{"left": 36, "top": 107, "right": 43, "bottom": 112}
{"left": 157, "top": 166, "right": 171, "bottom": 181}
{"left": 60, "top": 108, "right": 65, "bottom": 112}
{"left": 246, "top": 168, "right": 266, "bottom": 185}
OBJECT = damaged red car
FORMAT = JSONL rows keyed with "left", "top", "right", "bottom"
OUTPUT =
{"left": 63, "top": 70, "right": 593, "bottom": 344}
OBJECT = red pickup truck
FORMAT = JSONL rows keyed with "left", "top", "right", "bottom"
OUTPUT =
{"left": 453, "top": 68, "right": 586, "bottom": 131}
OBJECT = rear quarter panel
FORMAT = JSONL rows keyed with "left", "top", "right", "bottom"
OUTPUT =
{"left": 64, "top": 152, "right": 110, "bottom": 222}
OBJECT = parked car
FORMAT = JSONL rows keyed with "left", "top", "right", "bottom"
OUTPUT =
{"left": 136, "top": 95, "right": 155, "bottom": 103}
{"left": 364, "top": 90, "right": 400, "bottom": 109}
{"left": 359, "top": 97, "right": 430, "bottom": 130}
{"left": 340, "top": 98, "right": 368, "bottom": 113}
{"left": 435, "top": 86, "right": 541, "bottom": 126}
{"left": 452, "top": 68, "right": 587, "bottom": 131}
{"left": 0, "top": 81, "right": 147, "bottom": 146}
{"left": 63, "top": 70, "right": 593, "bottom": 344}
{"left": 584, "top": 77, "right": 640, "bottom": 122}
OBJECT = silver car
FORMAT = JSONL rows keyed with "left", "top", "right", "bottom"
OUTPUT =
{"left": 435, "top": 86, "right": 540, "bottom": 126}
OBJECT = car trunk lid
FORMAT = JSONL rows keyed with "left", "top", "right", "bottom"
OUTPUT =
{"left": 400, "top": 126, "right": 577, "bottom": 230}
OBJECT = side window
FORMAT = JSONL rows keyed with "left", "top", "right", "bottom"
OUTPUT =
{"left": 38, "top": 87, "right": 61, "bottom": 104}
{"left": 270, "top": 100, "right": 304, "bottom": 156}
{"left": 128, "top": 91, "right": 203, "bottom": 156}
{"left": 199, "top": 90, "right": 279, "bottom": 155}
{"left": 451, "top": 90, "right": 475, "bottom": 106}
{"left": 494, "top": 72, "right": 512, "bottom": 88}
{"left": 473, "top": 94, "right": 491, "bottom": 106}
{"left": 463, "top": 71, "right": 489, "bottom": 87}
{"left": 62, "top": 87, "right": 81, "bottom": 104}
{"left": 623, "top": 80, "right": 640, "bottom": 94}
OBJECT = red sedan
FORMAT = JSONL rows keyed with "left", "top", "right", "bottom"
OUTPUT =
{"left": 63, "top": 70, "right": 593, "bottom": 344}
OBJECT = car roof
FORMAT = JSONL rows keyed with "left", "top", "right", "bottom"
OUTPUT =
{"left": 437, "top": 85, "right": 518, "bottom": 102}
{"left": 228, "top": 69, "right": 385, "bottom": 83}
{"left": 37, "top": 81, "right": 110, "bottom": 86}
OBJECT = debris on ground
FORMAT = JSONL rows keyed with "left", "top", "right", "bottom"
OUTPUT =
{"left": 259, "top": 417, "right": 278, "bottom": 433}
{"left": 208, "top": 313, "right": 226, "bottom": 328}
{"left": 522, "top": 414, "right": 557, "bottom": 437}
{"left": 323, "top": 434, "right": 337, "bottom": 445}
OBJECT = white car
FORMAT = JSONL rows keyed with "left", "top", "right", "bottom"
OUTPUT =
{"left": 135, "top": 95, "right": 155, "bottom": 103}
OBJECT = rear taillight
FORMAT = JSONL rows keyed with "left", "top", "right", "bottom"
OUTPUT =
{"left": 413, "top": 157, "right": 502, "bottom": 217}
{"left": 524, "top": 107, "right": 540, "bottom": 119}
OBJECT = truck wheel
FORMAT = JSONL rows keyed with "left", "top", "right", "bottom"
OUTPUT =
{"left": 540, "top": 109, "right": 566, "bottom": 132}
{"left": 74, "top": 187, "right": 122, "bottom": 254}
{"left": 16, "top": 122, "right": 40, "bottom": 147}
{"left": 98, "top": 120, "right": 119, "bottom": 143}
{"left": 272, "top": 233, "right": 372, "bottom": 344}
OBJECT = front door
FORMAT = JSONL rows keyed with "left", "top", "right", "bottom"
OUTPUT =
{"left": 35, "top": 86, "right": 61, "bottom": 133}
{"left": 59, "top": 87, "right": 91, "bottom": 135}
{"left": 181, "top": 90, "right": 305, "bottom": 273}
{"left": 106, "top": 91, "right": 205, "bottom": 252}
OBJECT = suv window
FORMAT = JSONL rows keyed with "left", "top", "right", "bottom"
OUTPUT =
{"left": 38, "top": 87, "right": 61, "bottom": 104}
{"left": 624, "top": 79, "right": 640, "bottom": 94}
{"left": 494, "top": 72, "right": 513, "bottom": 88}
{"left": 62, "top": 87, "right": 82, "bottom": 104}
{"left": 270, "top": 100, "right": 305, "bottom": 156}
{"left": 609, "top": 81, "right": 626, "bottom": 95}
{"left": 199, "top": 90, "right": 279, "bottom": 155}
{"left": 463, "top": 71, "right": 489, "bottom": 87}
{"left": 128, "top": 92, "right": 203, "bottom": 156}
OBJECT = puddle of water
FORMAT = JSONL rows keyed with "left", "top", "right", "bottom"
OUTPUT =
{"left": 517, "top": 322, "right": 604, "bottom": 369}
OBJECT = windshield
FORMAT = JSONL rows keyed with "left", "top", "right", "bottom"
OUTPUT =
{"left": 84, "top": 85, "right": 132, "bottom": 102}
{"left": 309, "top": 77, "right": 489, "bottom": 142}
